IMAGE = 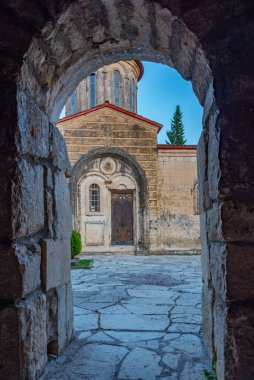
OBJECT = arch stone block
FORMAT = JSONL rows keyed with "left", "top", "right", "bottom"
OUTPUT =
{"left": 41, "top": 239, "right": 71, "bottom": 292}
{"left": 0, "top": 292, "right": 47, "bottom": 379}
{"left": 0, "top": 244, "right": 41, "bottom": 300}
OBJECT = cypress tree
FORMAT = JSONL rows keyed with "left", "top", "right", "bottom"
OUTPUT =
{"left": 166, "top": 105, "right": 186, "bottom": 145}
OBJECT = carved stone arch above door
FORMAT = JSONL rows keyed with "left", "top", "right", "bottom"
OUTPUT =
{"left": 70, "top": 147, "right": 148, "bottom": 253}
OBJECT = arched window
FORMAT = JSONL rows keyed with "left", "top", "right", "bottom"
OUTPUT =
{"left": 89, "top": 183, "right": 100, "bottom": 212}
{"left": 114, "top": 70, "right": 120, "bottom": 106}
{"left": 90, "top": 73, "right": 96, "bottom": 108}
{"left": 71, "top": 92, "right": 76, "bottom": 114}
{"left": 130, "top": 78, "right": 135, "bottom": 112}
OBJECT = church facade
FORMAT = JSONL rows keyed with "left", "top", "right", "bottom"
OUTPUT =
{"left": 58, "top": 61, "right": 200, "bottom": 254}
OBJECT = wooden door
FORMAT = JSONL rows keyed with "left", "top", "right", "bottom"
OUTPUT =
{"left": 111, "top": 190, "right": 133, "bottom": 245}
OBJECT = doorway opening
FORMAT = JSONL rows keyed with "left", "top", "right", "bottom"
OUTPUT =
{"left": 2, "top": 2, "right": 252, "bottom": 379}
{"left": 42, "top": 59, "right": 208, "bottom": 379}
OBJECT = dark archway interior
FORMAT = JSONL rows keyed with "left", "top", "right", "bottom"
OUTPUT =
{"left": 0, "top": 1, "right": 254, "bottom": 379}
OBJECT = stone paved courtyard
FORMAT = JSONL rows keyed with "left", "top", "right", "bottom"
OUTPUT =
{"left": 40, "top": 255, "right": 210, "bottom": 380}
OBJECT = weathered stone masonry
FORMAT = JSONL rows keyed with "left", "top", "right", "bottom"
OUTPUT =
{"left": 59, "top": 104, "right": 159, "bottom": 253}
{"left": 0, "top": 88, "right": 74, "bottom": 378}
{"left": 157, "top": 145, "right": 200, "bottom": 252}
{"left": 58, "top": 103, "right": 200, "bottom": 254}
{"left": 59, "top": 59, "right": 200, "bottom": 254}
{"left": 0, "top": 1, "right": 254, "bottom": 379}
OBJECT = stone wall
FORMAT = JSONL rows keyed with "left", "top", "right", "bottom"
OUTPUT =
{"left": 0, "top": 89, "right": 73, "bottom": 379}
{"left": 58, "top": 106, "right": 200, "bottom": 253}
{"left": 157, "top": 147, "right": 200, "bottom": 252}
{"left": 198, "top": 88, "right": 254, "bottom": 380}
{"left": 58, "top": 105, "right": 159, "bottom": 252}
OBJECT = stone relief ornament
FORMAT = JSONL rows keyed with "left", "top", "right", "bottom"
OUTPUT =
{"left": 100, "top": 157, "right": 116, "bottom": 175}
{"left": 102, "top": 124, "right": 112, "bottom": 147}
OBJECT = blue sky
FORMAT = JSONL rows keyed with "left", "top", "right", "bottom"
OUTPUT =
{"left": 60, "top": 61, "right": 203, "bottom": 144}
{"left": 138, "top": 62, "right": 202, "bottom": 145}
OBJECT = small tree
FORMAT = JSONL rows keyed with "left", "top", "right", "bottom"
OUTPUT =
{"left": 71, "top": 229, "right": 82, "bottom": 259}
{"left": 166, "top": 105, "right": 186, "bottom": 145}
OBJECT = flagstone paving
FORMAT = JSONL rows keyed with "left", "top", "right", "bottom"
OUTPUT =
{"left": 40, "top": 255, "right": 211, "bottom": 380}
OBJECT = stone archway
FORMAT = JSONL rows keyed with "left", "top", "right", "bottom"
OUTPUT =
{"left": 0, "top": 1, "right": 254, "bottom": 379}
{"left": 70, "top": 147, "right": 148, "bottom": 254}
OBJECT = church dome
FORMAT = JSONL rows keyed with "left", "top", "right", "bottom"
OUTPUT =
{"left": 65, "top": 60, "right": 143, "bottom": 116}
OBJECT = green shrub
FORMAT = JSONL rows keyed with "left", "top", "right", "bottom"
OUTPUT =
{"left": 204, "top": 362, "right": 217, "bottom": 380}
{"left": 71, "top": 230, "right": 82, "bottom": 259}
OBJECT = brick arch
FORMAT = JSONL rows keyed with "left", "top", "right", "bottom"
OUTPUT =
{"left": 0, "top": 1, "right": 254, "bottom": 379}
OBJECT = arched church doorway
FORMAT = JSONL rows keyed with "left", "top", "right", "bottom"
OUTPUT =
{"left": 70, "top": 149, "right": 148, "bottom": 254}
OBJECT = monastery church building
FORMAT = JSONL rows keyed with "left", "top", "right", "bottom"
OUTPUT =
{"left": 57, "top": 60, "right": 200, "bottom": 254}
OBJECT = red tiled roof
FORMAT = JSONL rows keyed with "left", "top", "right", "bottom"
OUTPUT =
{"left": 157, "top": 144, "right": 197, "bottom": 150}
{"left": 58, "top": 102, "right": 163, "bottom": 131}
